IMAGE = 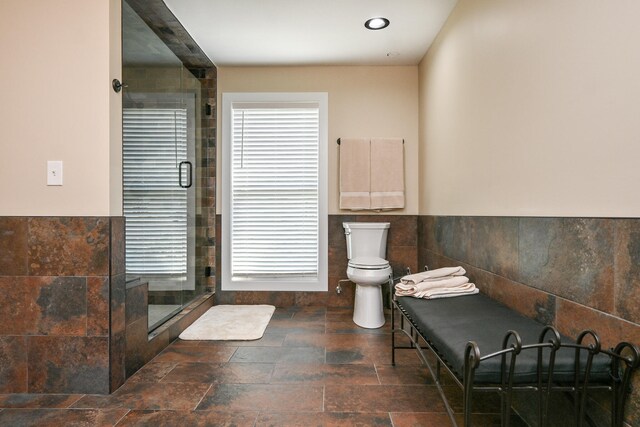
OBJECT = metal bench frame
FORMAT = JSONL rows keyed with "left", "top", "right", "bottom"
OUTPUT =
{"left": 391, "top": 289, "right": 639, "bottom": 427}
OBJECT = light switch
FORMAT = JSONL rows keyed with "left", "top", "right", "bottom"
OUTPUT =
{"left": 47, "top": 161, "right": 63, "bottom": 186}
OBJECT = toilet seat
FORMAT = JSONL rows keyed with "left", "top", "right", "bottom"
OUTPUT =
{"left": 348, "top": 256, "right": 390, "bottom": 270}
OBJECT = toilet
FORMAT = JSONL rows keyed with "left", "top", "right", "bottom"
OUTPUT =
{"left": 343, "top": 222, "right": 392, "bottom": 329}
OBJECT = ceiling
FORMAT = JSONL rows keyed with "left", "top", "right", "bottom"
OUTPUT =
{"left": 163, "top": 0, "right": 458, "bottom": 66}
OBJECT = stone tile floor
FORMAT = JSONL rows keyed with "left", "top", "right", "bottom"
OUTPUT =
{"left": 0, "top": 307, "right": 515, "bottom": 426}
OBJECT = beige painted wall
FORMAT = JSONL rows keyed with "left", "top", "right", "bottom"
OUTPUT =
{"left": 419, "top": 0, "right": 640, "bottom": 217}
{"left": 0, "top": 0, "right": 122, "bottom": 216}
{"left": 217, "top": 66, "right": 419, "bottom": 215}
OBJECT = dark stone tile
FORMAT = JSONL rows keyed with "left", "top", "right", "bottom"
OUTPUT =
{"left": 125, "top": 317, "right": 150, "bottom": 378}
{"left": 326, "top": 348, "right": 369, "bottom": 364}
{"left": 388, "top": 215, "right": 418, "bottom": 247}
{"left": 255, "top": 412, "right": 393, "bottom": 427}
{"left": 87, "top": 276, "right": 109, "bottom": 336}
{"left": 162, "top": 362, "right": 273, "bottom": 384}
{"left": 450, "top": 216, "right": 472, "bottom": 262}
{"left": 110, "top": 330, "right": 126, "bottom": 392}
{"left": 151, "top": 345, "right": 237, "bottom": 364}
{"left": 271, "top": 363, "right": 379, "bottom": 385}
{"left": 72, "top": 381, "right": 211, "bottom": 410}
{"left": 328, "top": 246, "right": 348, "bottom": 278}
{"left": 390, "top": 413, "right": 454, "bottom": 427}
{"left": 28, "top": 336, "right": 109, "bottom": 394}
{"left": 110, "top": 273, "right": 126, "bottom": 335}
{"left": 0, "top": 336, "right": 27, "bottom": 393}
{"left": 265, "top": 318, "right": 325, "bottom": 335}
{"left": 0, "top": 276, "right": 86, "bottom": 335}
{"left": 193, "top": 334, "right": 286, "bottom": 347}
{"left": 118, "top": 410, "right": 257, "bottom": 427}
{"left": 614, "top": 219, "right": 640, "bottom": 324}
{"left": 0, "top": 393, "right": 81, "bottom": 408}
{"left": 110, "top": 216, "right": 125, "bottom": 276}
{"left": 282, "top": 333, "right": 370, "bottom": 349}
{"left": 0, "top": 408, "right": 128, "bottom": 427}
{"left": 482, "top": 273, "right": 556, "bottom": 325}
{"left": 291, "top": 306, "right": 326, "bottom": 321}
{"left": 387, "top": 245, "right": 418, "bottom": 278}
{"left": 27, "top": 217, "right": 109, "bottom": 276}
{"left": 422, "top": 216, "right": 457, "bottom": 258}
{"left": 328, "top": 215, "right": 354, "bottom": 248}
{"left": 555, "top": 298, "right": 640, "bottom": 350}
{"left": 197, "top": 384, "right": 323, "bottom": 411}
{"left": 325, "top": 321, "right": 388, "bottom": 335}
{"left": 376, "top": 365, "right": 434, "bottom": 385}
{"left": 230, "top": 347, "right": 324, "bottom": 364}
{"left": 294, "top": 291, "right": 329, "bottom": 306}
{"left": 327, "top": 277, "right": 355, "bottom": 308}
{"left": 126, "top": 362, "right": 176, "bottom": 383}
{"left": 234, "top": 291, "right": 295, "bottom": 307}
{"left": 467, "top": 217, "right": 519, "bottom": 280}
{"left": 0, "top": 217, "right": 28, "bottom": 275}
{"left": 519, "top": 218, "right": 614, "bottom": 312}
{"left": 126, "top": 284, "right": 148, "bottom": 326}
{"left": 324, "top": 384, "right": 444, "bottom": 413}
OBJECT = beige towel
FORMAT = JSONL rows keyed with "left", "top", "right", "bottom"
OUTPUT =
{"left": 395, "top": 275, "right": 470, "bottom": 296}
{"left": 400, "top": 267, "right": 466, "bottom": 286}
{"left": 421, "top": 286, "right": 479, "bottom": 300}
{"left": 370, "top": 138, "right": 404, "bottom": 209}
{"left": 340, "top": 138, "right": 370, "bottom": 209}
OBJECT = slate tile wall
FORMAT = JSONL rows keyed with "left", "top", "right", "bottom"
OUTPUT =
{"left": 0, "top": 216, "right": 124, "bottom": 394}
{"left": 215, "top": 214, "right": 418, "bottom": 307}
{"left": 418, "top": 215, "right": 640, "bottom": 425}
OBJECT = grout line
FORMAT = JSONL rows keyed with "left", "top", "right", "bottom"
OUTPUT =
{"left": 193, "top": 383, "right": 213, "bottom": 410}
{"left": 322, "top": 385, "right": 325, "bottom": 412}
{"left": 112, "top": 409, "right": 131, "bottom": 426}
{"left": 66, "top": 394, "right": 86, "bottom": 408}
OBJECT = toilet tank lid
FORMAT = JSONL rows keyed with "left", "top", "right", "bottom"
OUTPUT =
{"left": 343, "top": 222, "right": 390, "bottom": 229}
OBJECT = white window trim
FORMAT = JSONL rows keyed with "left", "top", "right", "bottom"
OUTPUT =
{"left": 221, "top": 92, "right": 328, "bottom": 292}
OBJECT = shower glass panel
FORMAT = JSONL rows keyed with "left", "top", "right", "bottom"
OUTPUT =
{"left": 122, "top": 1, "right": 207, "bottom": 332}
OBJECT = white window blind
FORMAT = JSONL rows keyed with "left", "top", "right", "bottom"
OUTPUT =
{"left": 123, "top": 108, "right": 188, "bottom": 276}
{"left": 230, "top": 104, "right": 320, "bottom": 278}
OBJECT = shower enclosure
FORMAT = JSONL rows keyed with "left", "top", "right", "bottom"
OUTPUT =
{"left": 122, "top": 1, "right": 208, "bottom": 331}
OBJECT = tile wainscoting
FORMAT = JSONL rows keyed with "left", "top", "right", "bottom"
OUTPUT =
{"left": 418, "top": 215, "right": 640, "bottom": 426}
{"left": 0, "top": 216, "right": 214, "bottom": 395}
{"left": 0, "top": 217, "right": 123, "bottom": 394}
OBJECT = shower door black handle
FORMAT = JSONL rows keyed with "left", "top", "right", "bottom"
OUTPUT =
{"left": 179, "top": 161, "right": 192, "bottom": 188}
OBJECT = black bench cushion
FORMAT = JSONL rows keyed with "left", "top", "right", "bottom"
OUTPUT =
{"left": 396, "top": 293, "right": 611, "bottom": 384}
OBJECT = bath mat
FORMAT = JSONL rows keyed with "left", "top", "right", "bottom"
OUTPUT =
{"left": 179, "top": 305, "right": 275, "bottom": 341}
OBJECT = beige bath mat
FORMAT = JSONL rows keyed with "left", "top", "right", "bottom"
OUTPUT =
{"left": 179, "top": 305, "right": 275, "bottom": 340}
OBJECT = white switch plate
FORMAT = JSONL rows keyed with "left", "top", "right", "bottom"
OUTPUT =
{"left": 47, "top": 161, "right": 63, "bottom": 186}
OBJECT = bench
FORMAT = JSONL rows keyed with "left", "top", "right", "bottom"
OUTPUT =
{"left": 391, "top": 291, "right": 639, "bottom": 427}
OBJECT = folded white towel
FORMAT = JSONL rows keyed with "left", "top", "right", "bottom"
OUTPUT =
{"left": 400, "top": 266, "right": 466, "bottom": 286}
{"left": 395, "top": 275, "right": 470, "bottom": 296}
{"left": 422, "top": 287, "right": 479, "bottom": 300}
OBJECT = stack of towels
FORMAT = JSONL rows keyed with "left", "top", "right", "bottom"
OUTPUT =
{"left": 394, "top": 266, "right": 479, "bottom": 299}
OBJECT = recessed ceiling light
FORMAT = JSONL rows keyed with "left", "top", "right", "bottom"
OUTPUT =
{"left": 364, "top": 17, "right": 390, "bottom": 30}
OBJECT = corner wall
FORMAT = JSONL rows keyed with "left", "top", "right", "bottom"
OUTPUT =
{"left": 418, "top": 1, "right": 640, "bottom": 424}
{"left": 419, "top": 0, "right": 640, "bottom": 217}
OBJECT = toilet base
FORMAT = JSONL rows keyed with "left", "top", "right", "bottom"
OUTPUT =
{"left": 353, "top": 283, "right": 385, "bottom": 329}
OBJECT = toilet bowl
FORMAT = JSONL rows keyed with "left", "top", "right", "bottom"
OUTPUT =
{"left": 343, "top": 223, "right": 391, "bottom": 329}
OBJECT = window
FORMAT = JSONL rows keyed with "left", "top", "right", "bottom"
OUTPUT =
{"left": 222, "top": 93, "right": 328, "bottom": 291}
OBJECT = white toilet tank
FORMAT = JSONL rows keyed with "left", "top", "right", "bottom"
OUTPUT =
{"left": 343, "top": 222, "right": 390, "bottom": 260}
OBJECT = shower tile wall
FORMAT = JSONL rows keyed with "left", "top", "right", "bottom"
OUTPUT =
{"left": 0, "top": 216, "right": 124, "bottom": 394}
{"left": 418, "top": 215, "right": 640, "bottom": 425}
{"left": 215, "top": 214, "right": 418, "bottom": 307}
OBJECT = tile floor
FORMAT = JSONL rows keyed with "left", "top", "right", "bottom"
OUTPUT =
{"left": 0, "top": 307, "right": 515, "bottom": 426}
